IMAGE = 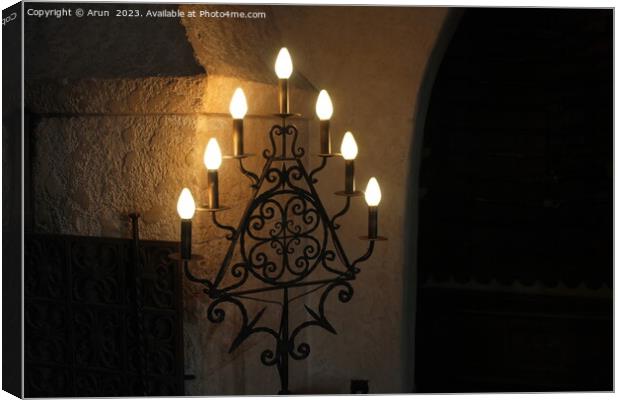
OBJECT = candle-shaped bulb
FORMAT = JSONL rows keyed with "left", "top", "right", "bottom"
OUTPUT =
{"left": 203, "top": 138, "right": 222, "bottom": 170}
{"left": 365, "top": 177, "right": 382, "bottom": 206}
{"left": 315, "top": 90, "right": 333, "bottom": 120}
{"left": 229, "top": 88, "right": 248, "bottom": 119}
{"left": 275, "top": 47, "right": 293, "bottom": 79}
{"left": 177, "top": 188, "right": 196, "bottom": 219}
{"left": 340, "top": 131, "right": 358, "bottom": 160}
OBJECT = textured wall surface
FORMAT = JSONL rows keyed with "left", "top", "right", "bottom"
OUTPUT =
{"left": 24, "top": 3, "right": 203, "bottom": 79}
{"left": 27, "top": 75, "right": 314, "bottom": 239}
{"left": 25, "top": 4, "right": 450, "bottom": 395}
{"left": 179, "top": 4, "right": 279, "bottom": 84}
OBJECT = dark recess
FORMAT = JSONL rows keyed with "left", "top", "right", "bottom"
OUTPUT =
{"left": 415, "top": 8, "right": 612, "bottom": 392}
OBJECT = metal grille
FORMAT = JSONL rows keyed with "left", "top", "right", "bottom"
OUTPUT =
{"left": 24, "top": 233, "right": 184, "bottom": 397}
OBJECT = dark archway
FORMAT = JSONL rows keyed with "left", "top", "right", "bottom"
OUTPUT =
{"left": 414, "top": 8, "right": 612, "bottom": 392}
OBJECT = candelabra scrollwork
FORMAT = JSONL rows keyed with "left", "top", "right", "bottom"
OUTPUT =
{"left": 308, "top": 154, "right": 329, "bottom": 184}
{"left": 331, "top": 196, "right": 351, "bottom": 230}
{"left": 237, "top": 157, "right": 260, "bottom": 188}
{"left": 174, "top": 80, "right": 385, "bottom": 394}
{"left": 263, "top": 122, "right": 305, "bottom": 160}
{"left": 211, "top": 212, "right": 236, "bottom": 240}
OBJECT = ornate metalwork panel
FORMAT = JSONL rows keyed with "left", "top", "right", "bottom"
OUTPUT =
{"left": 24, "top": 233, "right": 184, "bottom": 397}
{"left": 182, "top": 118, "right": 380, "bottom": 394}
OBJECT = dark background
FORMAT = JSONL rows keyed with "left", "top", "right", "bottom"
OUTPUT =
{"left": 415, "top": 8, "right": 613, "bottom": 391}
{"left": 2, "top": 3, "right": 23, "bottom": 398}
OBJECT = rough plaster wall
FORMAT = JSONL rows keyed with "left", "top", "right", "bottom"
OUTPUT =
{"left": 272, "top": 6, "right": 451, "bottom": 393}
{"left": 24, "top": 3, "right": 203, "bottom": 79}
{"left": 179, "top": 4, "right": 278, "bottom": 84}
{"left": 178, "top": 4, "right": 314, "bottom": 89}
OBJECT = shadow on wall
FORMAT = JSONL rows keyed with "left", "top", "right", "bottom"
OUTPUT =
{"left": 401, "top": 9, "right": 464, "bottom": 393}
{"left": 24, "top": 3, "right": 203, "bottom": 79}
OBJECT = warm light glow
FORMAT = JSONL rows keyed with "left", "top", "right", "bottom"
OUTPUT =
{"left": 203, "top": 138, "right": 222, "bottom": 170}
{"left": 275, "top": 47, "right": 293, "bottom": 79}
{"left": 340, "top": 131, "right": 358, "bottom": 160}
{"left": 229, "top": 88, "right": 248, "bottom": 119}
{"left": 177, "top": 188, "right": 196, "bottom": 219}
{"left": 315, "top": 90, "right": 333, "bottom": 120}
{"left": 364, "top": 177, "right": 382, "bottom": 206}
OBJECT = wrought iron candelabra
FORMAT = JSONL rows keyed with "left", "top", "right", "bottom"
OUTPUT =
{"left": 171, "top": 48, "right": 386, "bottom": 395}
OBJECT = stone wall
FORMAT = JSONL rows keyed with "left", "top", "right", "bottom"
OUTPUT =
{"left": 25, "top": 4, "right": 452, "bottom": 395}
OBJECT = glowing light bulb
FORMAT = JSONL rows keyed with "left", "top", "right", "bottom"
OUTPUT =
{"left": 229, "top": 88, "right": 248, "bottom": 119}
{"left": 340, "top": 131, "right": 358, "bottom": 160}
{"left": 315, "top": 90, "right": 333, "bottom": 120}
{"left": 364, "top": 177, "right": 382, "bottom": 207}
{"left": 177, "top": 188, "right": 196, "bottom": 219}
{"left": 203, "top": 138, "right": 222, "bottom": 170}
{"left": 275, "top": 47, "right": 293, "bottom": 79}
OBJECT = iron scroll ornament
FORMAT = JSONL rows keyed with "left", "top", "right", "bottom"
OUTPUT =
{"left": 177, "top": 114, "right": 384, "bottom": 395}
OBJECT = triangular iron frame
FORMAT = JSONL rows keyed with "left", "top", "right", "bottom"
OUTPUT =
{"left": 182, "top": 115, "right": 379, "bottom": 394}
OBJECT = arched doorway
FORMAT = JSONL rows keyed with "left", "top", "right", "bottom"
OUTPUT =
{"left": 414, "top": 8, "right": 612, "bottom": 392}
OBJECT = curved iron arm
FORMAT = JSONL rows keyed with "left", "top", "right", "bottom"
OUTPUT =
{"left": 238, "top": 157, "right": 259, "bottom": 188}
{"left": 288, "top": 279, "right": 353, "bottom": 360}
{"left": 212, "top": 212, "right": 236, "bottom": 240}
{"left": 309, "top": 156, "right": 328, "bottom": 184}
{"left": 350, "top": 240, "right": 376, "bottom": 273}
{"left": 183, "top": 260, "right": 214, "bottom": 292}
{"left": 330, "top": 196, "right": 351, "bottom": 230}
{"left": 206, "top": 295, "right": 279, "bottom": 355}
